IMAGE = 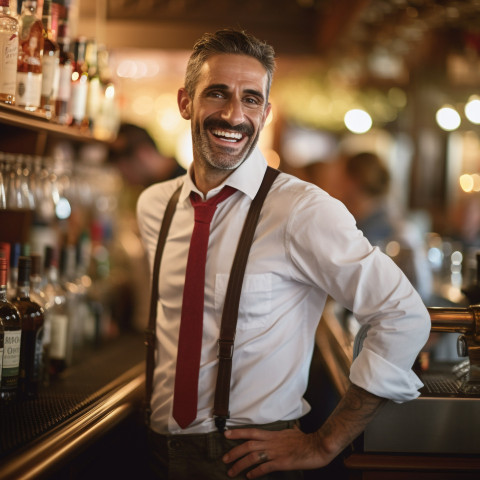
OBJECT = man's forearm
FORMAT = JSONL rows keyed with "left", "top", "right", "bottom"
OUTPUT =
{"left": 312, "top": 383, "right": 387, "bottom": 460}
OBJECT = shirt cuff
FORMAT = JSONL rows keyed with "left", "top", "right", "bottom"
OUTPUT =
{"left": 349, "top": 347, "right": 424, "bottom": 403}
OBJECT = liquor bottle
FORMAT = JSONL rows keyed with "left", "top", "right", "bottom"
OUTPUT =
{"left": 55, "top": 20, "right": 71, "bottom": 125}
{"left": 69, "top": 36, "right": 88, "bottom": 127}
{"left": 43, "top": 246, "right": 69, "bottom": 375}
{"left": 0, "top": 156, "right": 6, "bottom": 208}
{"left": 40, "top": 0, "right": 59, "bottom": 119}
{"left": 85, "top": 38, "right": 100, "bottom": 129}
{"left": 29, "top": 252, "right": 49, "bottom": 384}
{"left": 8, "top": 241, "right": 20, "bottom": 299}
{"left": 0, "top": 252, "right": 22, "bottom": 403}
{"left": 0, "top": 0, "right": 19, "bottom": 105}
{"left": 12, "top": 256, "right": 44, "bottom": 398}
{"left": 16, "top": 0, "right": 44, "bottom": 111}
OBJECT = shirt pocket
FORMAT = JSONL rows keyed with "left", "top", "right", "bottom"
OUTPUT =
{"left": 215, "top": 273, "right": 273, "bottom": 330}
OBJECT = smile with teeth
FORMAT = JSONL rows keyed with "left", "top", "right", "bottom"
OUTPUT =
{"left": 211, "top": 129, "right": 244, "bottom": 142}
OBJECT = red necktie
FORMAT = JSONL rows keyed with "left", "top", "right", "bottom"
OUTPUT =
{"left": 172, "top": 185, "right": 236, "bottom": 429}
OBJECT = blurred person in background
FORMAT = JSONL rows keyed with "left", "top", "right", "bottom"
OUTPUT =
{"left": 109, "top": 122, "right": 186, "bottom": 190}
{"left": 106, "top": 123, "right": 186, "bottom": 332}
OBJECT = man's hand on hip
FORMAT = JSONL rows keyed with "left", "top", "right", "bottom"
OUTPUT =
{"left": 222, "top": 383, "right": 386, "bottom": 478}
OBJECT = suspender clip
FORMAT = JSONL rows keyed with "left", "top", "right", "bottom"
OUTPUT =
{"left": 217, "top": 339, "right": 234, "bottom": 359}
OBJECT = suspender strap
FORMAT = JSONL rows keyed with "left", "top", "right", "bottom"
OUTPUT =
{"left": 144, "top": 184, "right": 182, "bottom": 426}
{"left": 213, "top": 166, "right": 280, "bottom": 432}
{"left": 144, "top": 167, "right": 280, "bottom": 430}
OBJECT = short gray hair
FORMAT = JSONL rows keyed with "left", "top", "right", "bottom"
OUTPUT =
{"left": 184, "top": 28, "right": 276, "bottom": 100}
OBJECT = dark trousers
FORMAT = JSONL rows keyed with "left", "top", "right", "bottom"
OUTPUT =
{"left": 147, "top": 420, "right": 304, "bottom": 480}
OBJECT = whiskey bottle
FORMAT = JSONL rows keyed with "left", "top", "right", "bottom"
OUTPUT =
{"left": 16, "top": 0, "right": 44, "bottom": 111}
{"left": 70, "top": 37, "right": 88, "bottom": 127}
{"left": 0, "top": 252, "right": 22, "bottom": 403}
{"left": 29, "top": 253, "right": 49, "bottom": 384}
{"left": 85, "top": 38, "right": 100, "bottom": 129}
{"left": 12, "top": 256, "right": 44, "bottom": 399}
{"left": 55, "top": 20, "right": 71, "bottom": 125}
{"left": 40, "top": 0, "right": 59, "bottom": 119}
{"left": 43, "top": 246, "right": 69, "bottom": 375}
{"left": 0, "top": 0, "right": 19, "bottom": 105}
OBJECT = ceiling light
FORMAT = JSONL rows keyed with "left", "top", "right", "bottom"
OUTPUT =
{"left": 436, "top": 105, "right": 461, "bottom": 131}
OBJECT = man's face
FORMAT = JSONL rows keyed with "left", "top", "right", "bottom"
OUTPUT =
{"left": 178, "top": 54, "right": 271, "bottom": 171}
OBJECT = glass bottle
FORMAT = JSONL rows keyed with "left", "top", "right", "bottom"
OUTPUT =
{"left": 0, "top": 0, "right": 19, "bottom": 105}
{"left": 16, "top": 0, "right": 44, "bottom": 112}
{"left": 8, "top": 241, "right": 20, "bottom": 299}
{"left": 85, "top": 38, "right": 100, "bottom": 129}
{"left": 29, "top": 252, "right": 49, "bottom": 384}
{"left": 0, "top": 153, "right": 6, "bottom": 209}
{"left": 0, "top": 252, "right": 22, "bottom": 403}
{"left": 40, "top": 0, "right": 59, "bottom": 119}
{"left": 43, "top": 245, "right": 69, "bottom": 375}
{"left": 12, "top": 256, "right": 44, "bottom": 399}
{"left": 55, "top": 20, "right": 71, "bottom": 125}
{"left": 70, "top": 36, "right": 88, "bottom": 128}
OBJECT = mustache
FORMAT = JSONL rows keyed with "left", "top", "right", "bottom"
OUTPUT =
{"left": 203, "top": 118, "right": 254, "bottom": 136}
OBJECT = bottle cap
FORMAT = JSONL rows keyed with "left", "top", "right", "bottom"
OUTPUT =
{"left": 0, "top": 242, "right": 10, "bottom": 267}
{"left": 0, "top": 255, "right": 7, "bottom": 287}
{"left": 30, "top": 254, "right": 42, "bottom": 276}
{"left": 17, "top": 256, "right": 31, "bottom": 286}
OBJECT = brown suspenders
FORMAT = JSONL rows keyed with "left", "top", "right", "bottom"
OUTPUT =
{"left": 144, "top": 166, "right": 280, "bottom": 431}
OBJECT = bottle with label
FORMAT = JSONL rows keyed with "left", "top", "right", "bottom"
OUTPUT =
{"left": 40, "top": 0, "right": 59, "bottom": 119}
{"left": 0, "top": 252, "right": 22, "bottom": 403}
{"left": 43, "top": 246, "right": 69, "bottom": 375}
{"left": 70, "top": 37, "right": 88, "bottom": 128}
{"left": 16, "top": 0, "right": 44, "bottom": 111}
{"left": 0, "top": 0, "right": 19, "bottom": 105}
{"left": 12, "top": 256, "right": 44, "bottom": 399}
{"left": 85, "top": 38, "right": 100, "bottom": 129}
{"left": 29, "top": 252, "right": 49, "bottom": 385}
{"left": 55, "top": 20, "right": 71, "bottom": 125}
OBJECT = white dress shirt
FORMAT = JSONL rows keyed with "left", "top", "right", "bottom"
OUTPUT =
{"left": 137, "top": 148, "right": 431, "bottom": 435}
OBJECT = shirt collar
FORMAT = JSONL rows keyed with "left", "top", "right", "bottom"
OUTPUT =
{"left": 179, "top": 147, "right": 268, "bottom": 203}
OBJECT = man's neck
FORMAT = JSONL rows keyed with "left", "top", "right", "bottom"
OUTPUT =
{"left": 192, "top": 163, "right": 234, "bottom": 196}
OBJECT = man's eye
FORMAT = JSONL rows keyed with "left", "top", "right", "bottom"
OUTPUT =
{"left": 208, "top": 91, "right": 225, "bottom": 99}
{"left": 244, "top": 97, "right": 261, "bottom": 107}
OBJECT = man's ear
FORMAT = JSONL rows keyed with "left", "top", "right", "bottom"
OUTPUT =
{"left": 261, "top": 102, "right": 272, "bottom": 130}
{"left": 178, "top": 88, "right": 192, "bottom": 120}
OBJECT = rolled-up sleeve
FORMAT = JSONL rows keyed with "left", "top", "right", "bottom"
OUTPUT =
{"left": 288, "top": 189, "right": 431, "bottom": 402}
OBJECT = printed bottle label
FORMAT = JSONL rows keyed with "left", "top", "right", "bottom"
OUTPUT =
{"left": 16, "top": 71, "right": 42, "bottom": 108}
{"left": 0, "top": 32, "right": 19, "bottom": 95}
{"left": 2, "top": 330, "right": 21, "bottom": 377}
{"left": 49, "top": 313, "right": 68, "bottom": 359}
{"left": 57, "top": 63, "right": 71, "bottom": 101}
{"left": 71, "top": 75, "right": 88, "bottom": 122}
{"left": 41, "top": 53, "right": 59, "bottom": 98}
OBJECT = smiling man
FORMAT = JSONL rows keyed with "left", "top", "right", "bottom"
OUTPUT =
{"left": 137, "top": 29, "right": 430, "bottom": 479}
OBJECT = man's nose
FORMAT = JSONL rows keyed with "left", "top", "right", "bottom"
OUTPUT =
{"left": 220, "top": 97, "right": 245, "bottom": 126}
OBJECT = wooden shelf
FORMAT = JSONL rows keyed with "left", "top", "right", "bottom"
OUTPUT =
{"left": 0, "top": 103, "right": 111, "bottom": 144}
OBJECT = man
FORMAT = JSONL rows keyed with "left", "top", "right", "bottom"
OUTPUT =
{"left": 137, "top": 28, "right": 431, "bottom": 479}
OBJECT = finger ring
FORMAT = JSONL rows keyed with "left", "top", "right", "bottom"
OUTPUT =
{"left": 258, "top": 451, "right": 269, "bottom": 463}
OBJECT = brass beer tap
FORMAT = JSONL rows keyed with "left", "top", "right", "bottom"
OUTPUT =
{"left": 428, "top": 306, "right": 480, "bottom": 395}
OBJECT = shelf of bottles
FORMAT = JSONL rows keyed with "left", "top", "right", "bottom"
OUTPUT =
{"left": 0, "top": 147, "right": 123, "bottom": 403}
{"left": 0, "top": 0, "right": 127, "bottom": 414}
{"left": 0, "top": 0, "right": 119, "bottom": 144}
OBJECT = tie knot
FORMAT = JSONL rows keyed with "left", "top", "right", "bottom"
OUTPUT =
{"left": 190, "top": 186, "right": 236, "bottom": 224}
